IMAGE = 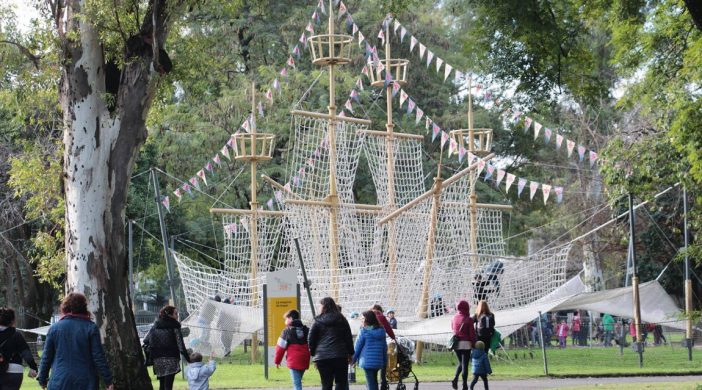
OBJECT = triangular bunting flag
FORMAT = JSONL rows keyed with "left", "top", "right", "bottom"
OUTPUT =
{"left": 344, "top": 99, "right": 353, "bottom": 113}
{"left": 410, "top": 36, "right": 417, "bottom": 52}
{"left": 205, "top": 162, "right": 214, "bottom": 172}
{"left": 524, "top": 117, "right": 533, "bottom": 132}
{"left": 566, "top": 139, "right": 575, "bottom": 157}
{"left": 556, "top": 134, "right": 564, "bottom": 149}
{"left": 241, "top": 116, "right": 251, "bottom": 132}
{"left": 517, "top": 178, "right": 527, "bottom": 197}
{"left": 392, "top": 81, "right": 400, "bottom": 97}
{"left": 505, "top": 173, "right": 516, "bottom": 192}
{"left": 306, "top": 22, "right": 314, "bottom": 33}
{"left": 477, "top": 159, "right": 486, "bottom": 175}
{"left": 419, "top": 43, "right": 426, "bottom": 59}
{"left": 449, "top": 137, "right": 458, "bottom": 156}
{"left": 444, "top": 64, "right": 453, "bottom": 81}
{"left": 529, "top": 181, "right": 539, "bottom": 200}
{"left": 221, "top": 145, "right": 231, "bottom": 160}
{"left": 358, "top": 31, "right": 365, "bottom": 46}
{"left": 212, "top": 154, "right": 222, "bottom": 166}
{"left": 319, "top": 0, "right": 326, "bottom": 15}
{"left": 197, "top": 169, "right": 207, "bottom": 186}
{"left": 350, "top": 89, "right": 360, "bottom": 103}
{"left": 496, "top": 169, "right": 506, "bottom": 187}
{"left": 544, "top": 128, "right": 552, "bottom": 144}
{"left": 432, "top": 123, "right": 441, "bottom": 141}
{"left": 436, "top": 57, "right": 443, "bottom": 72}
{"left": 338, "top": 1, "right": 347, "bottom": 19}
{"left": 182, "top": 183, "right": 192, "bottom": 196}
{"left": 400, "top": 27, "right": 407, "bottom": 42}
{"left": 458, "top": 146, "right": 467, "bottom": 162}
{"left": 577, "top": 145, "right": 586, "bottom": 162}
{"left": 287, "top": 55, "right": 296, "bottom": 68}
{"left": 173, "top": 188, "right": 182, "bottom": 202}
{"left": 352, "top": 23, "right": 359, "bottom": 35}
{"left": 485, "top": 163, "right": 495, "bottom": 180}
{"left": 393, "top": 20, "right": 400, "bottom": 34}
{"left": 378, "top": 29, "right": 385, "bottom": 45}
{"left": 355, "top": 78, "right": 364, "bottom": 90}
{"left": 399, "top": 90, "right": 408, "bottom": 107}
{"left": 160, "top": 196, "right": 170, "bottom": 212}
{"left": 542, "top": 184, "right": 552, "bottom": 204}
{"left": 555, "top": 186, "right": 564, "bottom": 203}
{"left": 426, "top": 117, "right": 432, "bottom": 130}
{"left": 589, "top": 151, "right": 598, "bottom": 167}
{"left": 533, "top": 122, "right": 542, "bottom": 140}
{"left": 416, "top": 107, "right": 424, "bottom": 124}
{"left": 266, "top": 198, "right": 274, "bottom": 210}
{"left": 407, "top": 98, "right": 416, "bottom": 114}
{"left": 189, "top": 176, "right": 200, "bottom": 191}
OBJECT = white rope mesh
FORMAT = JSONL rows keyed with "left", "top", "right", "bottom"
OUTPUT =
{"left": 363, "top": 135, "right": 426, "bottom": 207}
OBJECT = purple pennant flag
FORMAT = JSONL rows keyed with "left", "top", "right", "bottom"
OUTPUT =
{"left": 392, "top": 82, "right": 400, "bottom": 97}
{"left": 517, "top": 178, "right": 527, "bottom": 197}
{"left": 182, "top": 183, "right": 192, "bottom": 196}
{"left": 556, "top": 134, "right": 564, "bottom": 149}
{"left": 589, "top": 151, "right": 598, "bottom": 167}
{"left": 529, "top": 181, "right": 539, "bottom": 200}
{"left": 432, "top": 123, "right": 441, "bottom": 141}
{"left": 415, "top": 108, "right": 424, "bottom": 124}
{"left": 280, "top": 67, "right": 288, "bottom": 78}
{"left": 458, "top": 146, "right": 467, "bottom": 162}
{"left": 205, "top": 162, "right": 214, "bottom": 172}
{"left": 544, "top": 128, "right": 552, "bottom": 144}
{"left": 485, "top": 163, "right": 495, "bottom": 180}
{"left": 384, "top": 70, "right": 392, "bottom": 88}
{"left": 407, "top": 99, "right": 416, "bottom": 114}
{"left": 292, "top": 45, "right": 301, "bottom": 58}
{"left": 189, "top": 177, "right": 200, "bottom": 191}
{"left": 555, "top": 186, "right": 564, "bottom": 203}
{"left": 505, "top": 173, "right": 516, "bottom": 192}
{"left": 577, "top": 145, "right": 586, "bottom": 161}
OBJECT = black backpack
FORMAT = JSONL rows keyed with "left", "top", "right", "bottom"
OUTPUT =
{"left": 477, "top": 314, "right": 495, "bottom": 338}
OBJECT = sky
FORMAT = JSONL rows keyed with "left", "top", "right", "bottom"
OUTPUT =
{"left": 2, "top": 0, "right": 41, "bottom": 33}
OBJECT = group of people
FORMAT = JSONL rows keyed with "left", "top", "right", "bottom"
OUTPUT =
{"left": 274, "top": 298, "right": 397, "bottom": 390}
{"left": 450, "top": 299, "right": 495, "bottom": 390}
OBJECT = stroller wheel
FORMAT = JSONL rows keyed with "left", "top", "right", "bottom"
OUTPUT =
{"left": 396, "top": 384, "right": 406, "bottom": 390}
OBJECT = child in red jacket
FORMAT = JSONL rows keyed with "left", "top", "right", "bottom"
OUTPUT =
{"left": 274, "top": 310, "right": 310, "bottom": 390}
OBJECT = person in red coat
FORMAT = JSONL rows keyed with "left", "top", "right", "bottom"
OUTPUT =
{"left": 274, "top": 310, "right": 310, "bottom": 390}
{"left": 451, "top": 300, "right": 477, "bottom": 390}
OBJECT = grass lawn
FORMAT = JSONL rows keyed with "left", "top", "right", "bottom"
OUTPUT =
{"left": 562, "top": 383, "right": 702, "bottom": 390}
{"left": 20, "top": 344, "right": 702, "bottom": 389}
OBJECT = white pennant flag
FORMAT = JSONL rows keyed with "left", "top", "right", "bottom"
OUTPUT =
{"left": 444, "top": 64, "right": 453, "bottom": 81}
{"left": 556, "top": 134, "right": 564, "bottom": 149}
{"left": 542, "top": 184, "right": 552, "bottom": 204}
{"left": 410, "top": 36, "right": 417, "bottom": 52}
{"left": 436, "top": 57, "right": 443, "bottom": 72}
{"left": 418, "top": 43, "right": 426, "bottom": 59}
{"left": 567, "top": 139, "right": 576, "bottom": 157}
{"left": 529, "top": 181, "right": 539, "bottom": 200}
{"left": 534, "top": 122, "right": 542, "bottom": 140}
{"left": 399, "top": 90, "right": 408, "bottom": 107}
{"left": 496, "top": 169, "right": 506, "bottom": 187}
{"left": 426, "top": 50, "right": 434, "bottom": 67}
{"left": 505, "top": 173, "right": 516, "bottom": 192}
{"left": 400, "top": 27, "right": 407, "bottom": 42}
{"left": 393, "top": 20, "right": 400, "bottom": 34}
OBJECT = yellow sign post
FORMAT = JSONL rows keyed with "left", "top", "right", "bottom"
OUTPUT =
{"left": 263, "top": 268, "right": 300, "bottom": 379}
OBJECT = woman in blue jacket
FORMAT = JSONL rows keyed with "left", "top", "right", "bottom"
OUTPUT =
{"left": 37, "top": 293, "right": 113, "bottom": 390}
{"left": 352, "top": 311, "right": 388, "bottom": 390}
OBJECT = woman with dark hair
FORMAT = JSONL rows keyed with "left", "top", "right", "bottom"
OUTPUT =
{"left": 37, "top": 293, "right": 113, "bottom": 390}
{"left": 450, "top": 300, "right": 476, "bottom": 390}
{"left": 0, "top": 308, "right": 38, "bottom": 390}
{"left": 144, "top": 305, "right": 191, "bottom": 390}
{"left": 308, "top": 297, "right": 354, "bottom": 390}
{"left": 352, "top": 311, "right": 387, "bottom": 390}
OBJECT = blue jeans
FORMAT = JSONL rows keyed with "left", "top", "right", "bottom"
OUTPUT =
{"left": 290, "top": 368, "right": 305, "bottom": 390}
{"left": 364, "top": 368, "right": 379, "bottom": 390}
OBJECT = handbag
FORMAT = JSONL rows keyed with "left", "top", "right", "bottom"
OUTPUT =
{"left": 447, "top": 322, "right": 465, "bottom": 350}
{"left": 142, "top": 328, "right": 153, "bottom": 367}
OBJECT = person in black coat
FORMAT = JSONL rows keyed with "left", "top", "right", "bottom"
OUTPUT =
{"left": 0, "top": 308, "right": 38, "bottom": 390}
{"left": 308, "top": 297, "right": 354, "bottom": 390}
{"left": 144, "top": 305, "right": 191, "bottom": 390}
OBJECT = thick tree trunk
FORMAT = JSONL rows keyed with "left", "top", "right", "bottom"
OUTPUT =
{"left": 60, "top": 1, "right": 181, "bottom": 388}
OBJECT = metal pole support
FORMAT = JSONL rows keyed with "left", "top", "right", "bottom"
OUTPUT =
{"left": 537, "top": 311, "right": 548, "bottom": 376}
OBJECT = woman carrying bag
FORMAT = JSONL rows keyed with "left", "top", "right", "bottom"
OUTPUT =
{"left": 143, "top": 305, "right": 191, "bottom": 390}
{"left": 450, "top": 300, "right": 476, "bottom": 390}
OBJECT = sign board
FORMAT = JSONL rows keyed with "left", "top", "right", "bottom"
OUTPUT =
{"left": 263, "top": 268, "right": 299, "bottom": 378}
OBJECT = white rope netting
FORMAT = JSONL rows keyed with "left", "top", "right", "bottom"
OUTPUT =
{"left": 363, "top": 135, "right": 426, "bottom": 207}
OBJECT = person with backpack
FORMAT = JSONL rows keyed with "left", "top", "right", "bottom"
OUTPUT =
{"left": 274, "top": 309, "right": 310, "bottom": 390}
{"left": 0, "top": 307, "right": 38, "bottom": 390}
{"left": 352, "top": 311, "right": 387, "bottom": 390}
{"left": 308, "top": 297, "right": 354, "bottom": 390}
{"left": 143, "top": 305, "right": 191, "bottom": 390}
{"left": 473, "top": 300, "right": 495, "bottom": 350}
{"left": 451, "top": 300, "right": 477, "bottom": 390}
{"left": 37, "top": 293, "right": 113, "bottom": 390}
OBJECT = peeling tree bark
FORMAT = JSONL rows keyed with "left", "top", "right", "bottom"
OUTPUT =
{"left": 59, "top": 1, "right": 184, "bottom": 388}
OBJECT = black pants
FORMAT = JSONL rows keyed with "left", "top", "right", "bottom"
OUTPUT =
{"left": 470, "top": 374, "right": 489, "bottom": 390}
{"left": 316, "top": 357, "right": 349, "bottom": 390}
{"left": 0, "top": 373, "right": 23, "bottom": 390}
{"left": 453, "top": 349, "right": 471, "bottom": 386}
{"left": 158, "top": 373, "right": 176, "bottom": 390}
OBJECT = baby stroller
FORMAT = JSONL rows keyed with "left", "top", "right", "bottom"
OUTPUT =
{"left": 385, "top": 336, "right": 418, "bottom": 390}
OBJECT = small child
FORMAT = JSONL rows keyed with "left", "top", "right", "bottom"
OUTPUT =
{"left": 274, "top": 309, "right": 311, "bottom": 390}
{"left": 185, "top": 352, "right": 216, "bottom": 390}
{"left": 469, "top": 340, "right": 492, "bottom": 390}
{"left": 387, "top": 309, "right": 398, "bottom": 329}
{"left": 556, "top": 320, "right": 569, "bottom": 348}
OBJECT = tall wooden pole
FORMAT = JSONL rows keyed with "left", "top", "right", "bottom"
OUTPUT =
{"left": 684, "top": 186, "right": 693, "bottom": 360}
{"left": 151, "top": 169, "right": 178, "bottom": 309}
{"left": 467, "top": 77, "right": 479, "bottom": 270}
{"left": 384, "top": 16, "right": 400, "bottom": 309}
{"left": 249, "top": 82, "right": 260, "bottom": 363}
{"left": 326, "top": 0, "right": 341, "bottom": 302}
{"left": 629, "top": 193, "right": 643, "bottom": 367}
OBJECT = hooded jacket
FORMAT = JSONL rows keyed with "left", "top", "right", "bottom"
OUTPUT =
{"left": 352, "top": 326, "right": 387, "bottom": 369}
{"left": 452, "top": 300, "right": 477, "bottom": 343}
{"left": 308, "top": 312, "right": 354, "bottom": 361}
{"left": 145, "top": 316, "right": 191, "bottom": 362}
{"left": 274, "top": 319, "right": 311, "bottom": 370}
{"left": 185, "top": 360, "right": 216, "bottom": 390}
{"left": 470, "top": 347, "right": 492, "bottom": 375}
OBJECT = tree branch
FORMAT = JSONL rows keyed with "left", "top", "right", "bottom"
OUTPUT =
{"left": 0, "top": 40, "right": 41, "bottom": 69}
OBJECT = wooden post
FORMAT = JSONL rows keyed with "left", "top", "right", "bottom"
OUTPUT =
{"left": 326, "top": 0, "right": 341, "bottom": 302}
{"left": 628, "top": 193, "right": 643, "bottom": 367}
{"left": 384, "top": 15, "right": 400, "bottom": 309}
{"left": 684, "top": 186, "right": 693, "bottom": 360}
{"left": 249, "top": 82, "right": 260, "bottom": 363}
{"left": 467, "top": 77, "right": 479, "bottom": 270}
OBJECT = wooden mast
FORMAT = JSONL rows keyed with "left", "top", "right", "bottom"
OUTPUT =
{"left": 249, "top": 81, "right": 260, "bottom": 363}
{"left": 383, "top": 15, "right": 400, "bottom": 309}
{"left": 468, "top": 77, "right": 479, "bottom": 270}
{"left": 326, "top": 0, "right": 341, "bottom": 302}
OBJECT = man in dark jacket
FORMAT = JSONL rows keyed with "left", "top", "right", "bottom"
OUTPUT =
{"left": 308, "top": 297, "right": 354, "bottom": 390}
